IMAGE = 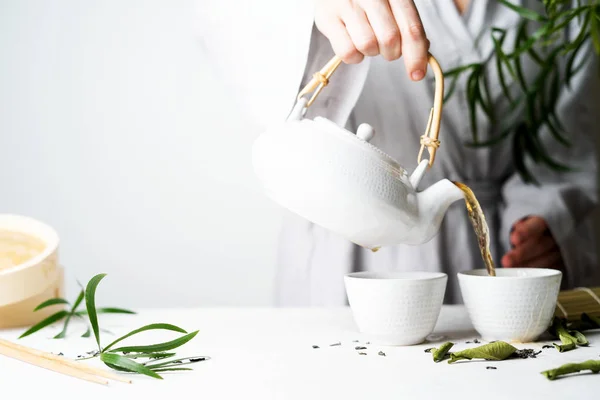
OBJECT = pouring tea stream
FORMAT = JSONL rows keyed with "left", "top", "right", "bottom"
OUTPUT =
{"left": 252, "top": 53, "right": 495, "bottom": 275}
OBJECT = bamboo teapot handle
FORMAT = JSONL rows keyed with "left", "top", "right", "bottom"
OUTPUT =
{"left": 296, "top": 53, "right": 444, "bottom": 168}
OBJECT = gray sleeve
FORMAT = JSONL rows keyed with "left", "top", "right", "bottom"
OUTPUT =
{"left": 499, "top": 24, "right": 600, "bottom": 288}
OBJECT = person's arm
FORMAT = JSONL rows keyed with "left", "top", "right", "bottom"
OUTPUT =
{"left": 499, "top": 23, "right": 600, "bottom": 288}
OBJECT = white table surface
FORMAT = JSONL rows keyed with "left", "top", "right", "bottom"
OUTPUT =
{"left": 1, "top": 305, "right": 599, "bottom": 399}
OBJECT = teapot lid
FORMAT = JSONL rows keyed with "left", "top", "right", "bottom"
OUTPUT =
{"left": 311, "top": 116, "right": 407, "bottom": 176}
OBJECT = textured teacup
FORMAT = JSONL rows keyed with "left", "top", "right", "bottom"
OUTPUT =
{"left": 344, "top": 271, "right": 447, "bottom": 346}
{"left": 458, "top": 268, "right": 562, "bottom": 343}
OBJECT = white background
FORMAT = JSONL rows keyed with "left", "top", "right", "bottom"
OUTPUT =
{"left": 0, "top": 0, "right": 283, "bottom": 307}
{"left": 1, "top": 1, "right": 598, "bottom": 308}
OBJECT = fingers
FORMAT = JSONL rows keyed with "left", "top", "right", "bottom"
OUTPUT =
{"left": 510, "top": 216, "right": 549, "bottom": 246}
{"left": 317, "top": 17, "right": 364, "bottom": 64}
{"left": 503, "top": 249, "right": 562, "bottom": 269}
{"left": 502, "top": 235, "right": 557, "bottom": 268}
{"left": 344, "top": 8, "right": 379, "bottom": 58}
{"left": 314, "top": 0, "right": 428, "bottom": 77}
{"left": 389, "top": 0, "right": 430, "bottom": 80}
{"left": 361, "top": 1, "right": 402, "bottom": 61}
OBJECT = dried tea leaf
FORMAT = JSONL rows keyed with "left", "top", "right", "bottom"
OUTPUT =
{"left": 448, "top": 341, "right": 517, "bottom": 364}
{"left": 431, "top": 342, "right": 454, "bottom": 363}
{"left": 549, "top": 318, "right": 582, "bottom": 352}
{"left": 541, "top": 360, "right": 600, "bottom": 380}
{"left": 569, "top": 330, "right": 589, "bottom": 346}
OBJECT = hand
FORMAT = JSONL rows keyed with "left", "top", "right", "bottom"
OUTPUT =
{"left": 501, "top": 216, "right": 565, "bottom": 270}
{"left": 314, "top": 0, "right": 430, "bottom": 81}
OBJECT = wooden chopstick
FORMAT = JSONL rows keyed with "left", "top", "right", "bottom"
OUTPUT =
{"left": 0, "top": 338, "right": 131, "bottom": 385}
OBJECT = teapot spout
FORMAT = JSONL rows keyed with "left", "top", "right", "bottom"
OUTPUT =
{"left": 415, "top": 179, "right": 465, "bottom": 243}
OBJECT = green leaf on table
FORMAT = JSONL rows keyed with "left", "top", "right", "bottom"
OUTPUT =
{"left": 75, "top": 307, "right": 136, "bottom": 316}
{"left": 109, "top": 330, "right": 199, "bottom": 354}
{"left": 33, "top": 298, "right": 69, "bottom": 311}
{"left": 103, "top": 323, "right": 189, "bottom": 352}
{"left": 431, "top": 342, "right": 454, "bottom": 363}
{"left": 100, "top": 352, "right": 163, "bottom": 380}
{"left": 85, "top": 273, "right": 107, "bottom": 351}
{"left": 549, "top": 317, "right": 584, "bottom": 352}
{"left": 569, "top": 330, "right": 589, "bottom": 346}
{"left": 54, "top": 289, "right": 86, "bottom": 339}
{"left": 18, "top": 310, "right": 70, "bottom": 339}
{"left": 145, "top": 356, "right": 209, "bottom": 369}
{"left": 81, "top": 327, "right": 91, "bottom": 338}
{"left": 541, "top": 360, "right": 600, "bottom": 380}
{"left": 124, "top": 352, "right": 176, "bottom": 360}
{"left": 448, "top": 341, "right": 518, "bottom": 364}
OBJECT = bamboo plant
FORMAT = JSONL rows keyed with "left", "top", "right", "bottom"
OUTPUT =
{"left": 444, "top": 0, "right": 600, "bottom": 183}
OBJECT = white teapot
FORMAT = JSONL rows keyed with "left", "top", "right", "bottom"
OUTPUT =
{"left": 252, "top": 53, "right": 465, "bottom": 250}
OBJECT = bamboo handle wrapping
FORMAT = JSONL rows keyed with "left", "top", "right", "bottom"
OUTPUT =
{"left": 296, "top": 52, "right": 445, "bottom": 168}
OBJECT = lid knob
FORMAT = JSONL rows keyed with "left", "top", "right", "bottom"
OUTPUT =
{"left": 357, "top": 123, "right": 375, "bottom": 142}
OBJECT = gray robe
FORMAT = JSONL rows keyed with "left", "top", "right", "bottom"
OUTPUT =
{"left": 199, "top": 0, "right": 600, "bottom": 306}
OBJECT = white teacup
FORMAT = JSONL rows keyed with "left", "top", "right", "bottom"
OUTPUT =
{"left": 344, "top": 271, "right": 447, "bottom": 346}
{"left": 458, "top": 268, "right": 562, "bottom": 343}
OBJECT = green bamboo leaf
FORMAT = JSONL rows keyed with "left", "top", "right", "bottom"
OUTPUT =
{"left": 513, "top": 23, "right": 531, "bottom": 92}
{"left": 54, "top": 289, "right": 86, "bottom": 339}
{"left": 513, "top": 128, "right": 538, "bottom": 184}
{"left": 529, "top": 133, "right": 572, "bottom": 172}
{"left": 491, "top": 29, "right": 515, "bottom": 103}
{"left": 18, "top": 311, "right": 70, "bottom": 339}
{"left": 85, "top": 273, "right": 107, "bottom": 351}
{"left": 71, "top": 289, "right": 85, "bottom": 311}
{"left": 544, "top": 119, "right": 571, "bottom": 147}
{"left": 145, "top": 356, "right": 210, "bottom": 369}
{"left": 499, "top": 0, "right": 548, "bottom": 21}
{"left": 448, "top": 341, "right": 518, "bottom": 364}
{"left": 466, "top": 70, "right": 480, "bottom": 143}
{"left": 53, "top": 314, "right": 73, "bottom": 339}
{"left": 512, "top": 22, "right": 554, "bottom": 58}
{"left": 109, "top": 330, "right": 199, "bottom": 354}
{"left": 527, "top": 46, "right": 544, "bottom": 65}
{"left": 521, "top": 123, "right": 541, "bottom": 165}
{"left": 98, "top": 307, "right": 136, "bottom": 314}
{"left": 541, "top": 360, "right": 600, "bottom": 380}
{"left": 100, "top": 352, "right": 163, "bottom": 379}
{"left": 465, "top": 127, "right": 514, "bottom": 148}
{"left": 565, "top": 34, "right": 591, "bottom": 88}
{"left": 75, "top": 307, "right": 136, "bottom": 316}
{"left": 431, "top": 342, "right": 454, "bottom": 363}
{"left": 33, "top": 298, "right": 69, "bottom": 311}
{"left": 443, "top": 74, "right": 460, "bottom": 103}
{"left": 444, "top": 63, "right": 481, "bottom": 77}
{"left": 591, "top": 9, "right": 600, "bottom": 53}
{"left": 81, "top": 327, "right": 91, "bottom": 338}
{"left": 124, "top": 352, "right": 176, "bottom": 360}
{"left": 479, "top": 70, "right": 496, "bottom": 122}
{"left": 103, "top": 323, "right": 189, "bottom": 352}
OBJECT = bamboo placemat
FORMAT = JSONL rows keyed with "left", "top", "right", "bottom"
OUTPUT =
{"left": 555, "top": 287, "right": 600, "bottom": 321}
